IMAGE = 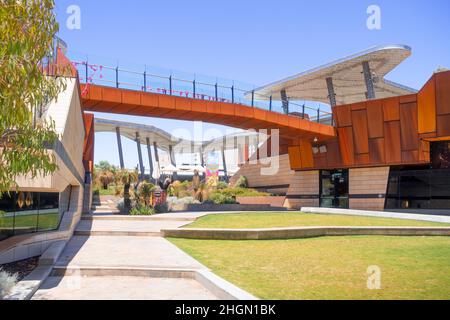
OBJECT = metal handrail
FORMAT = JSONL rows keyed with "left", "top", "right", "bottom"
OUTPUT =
{"left": 72, "top": 59, "right": 333, "bottom": 124}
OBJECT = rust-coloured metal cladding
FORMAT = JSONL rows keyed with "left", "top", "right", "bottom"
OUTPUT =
{"left": 294, "top": 71, "right": 450, "bottom": 171}
{"left": 81, "top": 84, "right": 336, "bottom": 141}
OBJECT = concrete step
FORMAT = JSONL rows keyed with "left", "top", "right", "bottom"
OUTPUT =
{"left": 74, "top": 230, "right": 162, "bottom": 237}
{"left": 81, "top": 214, "right": 195, "bottom": 222}
{"left": 51, "top": 266, "right": 197, "bottom": 278}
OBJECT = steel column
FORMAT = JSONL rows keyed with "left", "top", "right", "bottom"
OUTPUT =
{"left": 116, "top": 127, "right": 125, "bottom": 169}
{"left": 146, "top": 137, "right": 154, "bottom": 181}
{"left": 362, "top": 61, "right": 376, "bottom": 99}
{"left": 221, "top": 146, "right": 229, "bottom": 183}
{"left": 135, "top": 132, "right": 145, "bottom": 181}
{"left": 153, "top": 142, "right": 161, "bottom": 177}
{"left": 168, "top": 145, "right": 177, "bottom": 180}
{"left": 326, "top": 77, "right": 337, "bottom": 107}
{"left": 281, "top": 89, "right": 289, "bottom": 114}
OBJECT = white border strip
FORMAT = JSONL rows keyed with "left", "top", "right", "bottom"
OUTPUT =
{"left": 301, "top": 207, "right": 450, "bottom": 224}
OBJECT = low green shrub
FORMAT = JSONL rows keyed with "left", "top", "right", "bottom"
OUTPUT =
{"left": 207, "top": 192, "right": 237, "bottom": 205}
{"left": 216, "top": 181, "right": 229, "bottom": 190}
{"left": 129, "top": 205, "right": 155, "bottom": 216}
{"left": 233, "top": 176, "right": 248, "bottom": 188}
{"left": 219, "top": 187, "right": 270, "bottom": 198}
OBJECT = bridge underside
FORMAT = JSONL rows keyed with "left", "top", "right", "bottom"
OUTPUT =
{"left": 81, "top": 84, "right": 336, "bottom": 142}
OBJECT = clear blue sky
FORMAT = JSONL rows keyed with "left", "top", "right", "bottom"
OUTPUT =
{"left": 54, "top": 0, "right": 450, "bottom": 169}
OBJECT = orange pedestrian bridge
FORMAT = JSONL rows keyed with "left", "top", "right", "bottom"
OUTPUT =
{"left": 53, "top": 49, "right": 335, "bottom": 144}
{"left": 81, "top": 83, "right": 336, "bottom": 142}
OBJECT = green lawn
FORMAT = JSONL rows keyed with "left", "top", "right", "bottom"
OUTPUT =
{"left": 184, "top": 212, "right": 449, "bottom": 229}
{"left": 169, "top": 236, "right": 450, "bottom": 300}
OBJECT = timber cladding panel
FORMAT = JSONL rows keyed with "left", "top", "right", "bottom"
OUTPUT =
{"left": 300, "top": 71, "right": 450, "bottom": 171}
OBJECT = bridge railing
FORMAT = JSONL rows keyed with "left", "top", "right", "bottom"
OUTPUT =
{"left": 70, "top": 57, "right": 333, "bottom": 124}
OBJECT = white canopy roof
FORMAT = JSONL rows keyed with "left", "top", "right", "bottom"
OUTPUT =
{"left": 250, "top": 44, "right": 417, "bottom": 106}
{"left": 94, "top": 118, "right": 268, "bottom": 153}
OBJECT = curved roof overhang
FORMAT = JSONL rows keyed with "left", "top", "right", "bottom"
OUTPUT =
{"left": 250, "top": 44, "right": 417, "bottom": 105}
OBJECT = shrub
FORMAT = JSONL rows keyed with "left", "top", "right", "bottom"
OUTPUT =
{"left": 138, "top": 181, "right": 156, "bottom": 206}
{"left": 219, "top": 187, "right": 270, "bottom": 198}
{"left": 0, "top": 269, "right": 18, "bottom": 299}
{"left": 233, "top": 176, "right": 248, "bottom": 188}
{"left": 216, "top": 181, "right": 228, "bottom": 190}
{"left": 129, "top": 205, "right": 155, "bottom": 216}
{"left": 208, "top": 192, "right": 237, "bottom": 205}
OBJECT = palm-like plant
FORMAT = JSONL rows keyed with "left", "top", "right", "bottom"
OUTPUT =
{"left": 138, "top": 182, "right": 156, "bottom": 207}
{"left": 118, "top": 170, "right": 139, "bottom": 213}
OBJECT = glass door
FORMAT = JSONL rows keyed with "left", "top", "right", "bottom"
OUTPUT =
{"left": 320, "top": 170, "right": 349, "bottom": 208}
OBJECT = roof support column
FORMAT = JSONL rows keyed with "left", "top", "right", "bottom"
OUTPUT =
{"left": 199, "top": 147, "right": 206, "bottom": 179}
{"left": 116, "top": 127, "right": 125, "bottom": 169}
{"left": 153, "top": 142, "right": 161, "bottom": 179}
{"left": 280, "top": 89, "right": 289, "bottom": 114}
{"left": 221, "top": 146, "right": 229, "bottom": 183}
{"left": 326, "top": 77, "right": 337, "bottom": 107}
{"left": 169, "top": 145, "right": 177, "bottom": 181}
{"left": 362, "top": 61, "right": 376, "bottom": 99}
{"left": 146, "top": 137, "right": 154, "bottom": 182}
{"left": 135, "top": 132, "right": 145, "bottom": 181}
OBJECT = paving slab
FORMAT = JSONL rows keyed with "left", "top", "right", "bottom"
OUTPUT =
{"left": 76, "top": 219, "right": 188, "bottom": 233}
{"left": 33, "top": 275, "right": 218, "bottom": 300}
{"left": 55, "top": 236, "right": 206, "bottom": 269}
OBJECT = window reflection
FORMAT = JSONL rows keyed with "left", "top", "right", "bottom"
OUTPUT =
{"left": 0, "top": 192, "right": 60, "bottom": 241}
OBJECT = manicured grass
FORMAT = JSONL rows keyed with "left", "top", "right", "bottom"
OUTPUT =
{"left": 184, "top": 212, "right": 449, "bottom": 229}
{"left": 169, "top": 236, "right": 450, "bottom": 300}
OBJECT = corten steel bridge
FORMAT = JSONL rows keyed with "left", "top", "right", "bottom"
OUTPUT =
{"left": 71, "top": 57, "right": 336, "bottom": 142}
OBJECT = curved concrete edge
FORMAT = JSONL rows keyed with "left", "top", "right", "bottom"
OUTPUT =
{"left": 301, "top": 207, "right": 450, "bottom": 224}
{"left": 4, "top": 240, "right": 68, "bottom": 300}
{"left": 162, "top": 226, "right": 450, "bottom": 240}
{"left": 195, "top": 269, "right": 258, "bottom": 300}
{"left": 46, "top": 266, "right": 258, "bottom": 300}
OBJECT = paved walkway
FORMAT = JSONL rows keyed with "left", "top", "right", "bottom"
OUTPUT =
{"left": 32, "top": 207, "right": 217, "bottom": 300}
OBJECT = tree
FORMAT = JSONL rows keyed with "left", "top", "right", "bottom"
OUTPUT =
{"left": 95, "top": 160, "right": 116, "bottom": 173}
{"left": 0, "top": 0, "right": 64, "bottom": 193}
{"left": 118, "top": 170, "right": 139, "bottom": 213}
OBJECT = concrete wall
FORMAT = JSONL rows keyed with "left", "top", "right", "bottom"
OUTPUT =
{"left": 283, "top": 170, "right": 320, "bottom": 209}
{"left": 230, "top": 154, "right": 294, "bottom": 195}
{"left": 349, "top": 167, "right": 390, "bottom": 211}
{"left": 0, "top": 78, "right": 86, "bottom": 264}
{"left": 14, "top": 79, "right": 85, "bottom": 192}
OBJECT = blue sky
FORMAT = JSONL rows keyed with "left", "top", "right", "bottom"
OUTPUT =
{"left": 54, "top": 0, "right": 450, "bottom": 169}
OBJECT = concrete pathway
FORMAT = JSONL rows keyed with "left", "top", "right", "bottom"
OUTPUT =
{"left": 32, "top": 206, "right": 217, "bottom": 300}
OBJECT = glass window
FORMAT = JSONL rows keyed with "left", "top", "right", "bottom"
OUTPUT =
{"left": 0, "top": 191, "right": 61, "bottom": 240}
{"left": 38, "top": 193, "right": 60, "bottom": 231}
{"left": 14, "top": 192, "right": 39, "bottom": 235}
{"left": 385, "top": 164, "right": 450, "bottom": 210}
{"left": 320, "top": 170, "right": 349, "bottom": 209}
{"left": 0, "top": 193, "right": 15, "bottom": 241}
